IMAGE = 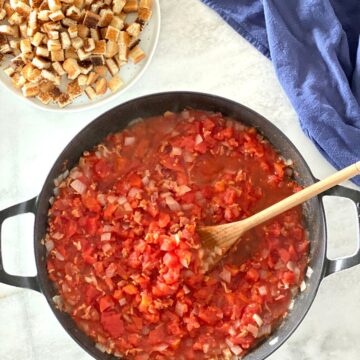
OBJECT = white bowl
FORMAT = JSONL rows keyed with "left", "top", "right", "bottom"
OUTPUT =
{"left": 0, "top": 0, "right": 161, "bottom": 112}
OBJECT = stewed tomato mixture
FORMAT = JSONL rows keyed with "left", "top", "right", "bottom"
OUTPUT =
{"left": 46, "top": 110, "right": 309, "bottom": 360}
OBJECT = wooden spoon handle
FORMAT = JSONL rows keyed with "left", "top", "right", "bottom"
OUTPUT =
{"left": 240, "top": 161, "right": 360, "bottom": 232}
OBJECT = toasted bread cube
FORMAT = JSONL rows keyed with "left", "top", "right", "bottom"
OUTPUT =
{"left": 4, "top": 3, "right": 14, "bottom": 18}
{"left": 94, "top": 65, "right": 107, "bottom": 76}
{"left": 91, "top": 1, "right": 102, "bottom": 13}
{"left": 20, "top": 38, "right": 32, "bottom": 53}
{"left": 82, "top": 38, "right": 94, "bottom": 53}
{"left": 0, "top": 43, "right": 11, "bottom": 54}
{"left": 84, "top": 86, "right": 96, "bottom": 100}
{"left": 0, "top": 9, "right": 6, "bottom": 20}
{"left": 77, "top": 48, "right": 90, "bottom": 61}
{"left": 66, "top": 5, "right": 81, "bottom": 20}
{"left": 129, "top": 45, "right": 145, "bottom": 64}
{"left": 62, "top": 17, "right": 77, "bottom": 27}
{"left": 62, "top": 0, "right": 74, "bottom": 3}
{"left": 4, "top": 66, "right": 15, "bottom": 77}
{"left": 51, "top": 49, "right": 64, "bottom": 62}
{"left": 90, "top": 54, "right": 104, "bottom": 65}
{"left": 68, "top": 25, "right": 78, "bottom": 39}
{"left": 110, "top": 16, "right": 124, "bottom": 30}
{"left": 113, "top": 0, "right": 126, "bottom": 14}
{"left": 37, "top": 91, "right": 52, "bottom": 104}
{"left": 41, "top": 69, "right": 59, "bottom": 84}
{"left": 105, "top": 25, "right": 119, "bottom": 42}
{"left": 77, "top": 24, "right": 90, "bottom": 39}
{"left": 108, "top": 75, "right": 123, "bottom": 92}
{"left": 78, "top": 74, "right": 87, "bottom": 86}
{"left": 39, "top": 80, "right": 55, "bottom": 94}
{"left": 79, "top": 60, "right": 93, "bottom": 74}
{"left": 139, "top": 0, "right": 152, "bottom": 9}
{"left": 15, "top": 1, "right": 31, "bottom": 16}
{"left": 124, "top": 0, "right": 138, "bottom": 13}
{"left": 95, "top": 77, "right": 107, "bottom": 95}
{"left": 38, "top": 10, "right": 50, "bottom": 21}
{"left": 8, "top": 12, "right": 24, "bottom": 26}
{"left": 48, "top": 30, "right": 59, "bottom": 40}
{"left": 99, "top": 8, "right": 113, "bottom": 27}
{"left": 0, "top": 25, "right": 18, "bottom": 37}
{"left": 86, "top": 71, "right": 98, "bottom": 85}
{"left": 100, "top": 27, "right": 107, "bottom": 39}
{"left": 118, "top": 31, "right": 130, "bottom": 46}
{"left": 42, "top": 21, "right": 61, "bottom": 33}
{"left": 67, "top": 79, "right": 82, "bottom": 99}
{"left": 137, "top": 8, "right": 152, "bottom": 22}
{"left": 49, "top": 10, "right": 64, "bottom": 21}
{"left": 65, "top": 47, "right": 78, "bottom": 59}
{"left": 48, "top": 85, "right": 61, "bottom": 99}
{"left": 12, "top": 73, "right": 26, "bottom": 88}
{"left": 63, "top": 58, "right": 81, "bottom": 79}
{"left": 83, "top": 11, "right": 100, "bottom": 29}
{"left": 22, "top": 63, "right": 36, "bottom": 80}
{"left": 0, "top": 34, "right": 8, "bottom": 47}
{"left": 118, "top": 44, "right": 128, "bottom": 62}
{"left": 105, "top": 58, "right": 118, "bottom": 76}
{"left": 28, "top": 9, "right": 38, "bottom": 28}
{"left": 74, "top": 0, "right": 85, "bottom": 8}
{"left": 57, "top": 93, "right": 72, "bottom": 108}
{"left": 32, "top": 56, "right": 50, "bottom": 69}
{"left": 36, "top": 46, "right": 49, "bottom": 57}
{"left": 48, "top": 0, "right": 61, "bottom": 12}
{"left": 31, "top": 32, "right": 44, "bottom": 47}
{"left": 11, "top": 54, "right": 25, "bottom": 68}
{"left": 71, "top": 36, "right": 83, "bottom": 49}
{"left": 93, "top": 40, "right": 106, "bottom": 55}
{"left": 22, "top": 82, "right": 40, "bottom": 97}
{"left": 9, "top": 39, "right": 20, "bottom": 49}
{"left": 60, "top": 31, "right": 71, "bottom": 49}
{"left": 126, "top": 22, "right": 140, "bottom": 38}
{"left": 90, "top": 28, "right": 100, "bottom": 40}
{"left": 47, "top": 39, "right": 61, "bottom": 51}
{"left": 19, "top": 23, "right": 27, "bottom": 38}
{"left": 52, "top": 61, "right": 66, "bottom": 76}
{"left": 105, "top": 40, "right": 118, "bottom": 58}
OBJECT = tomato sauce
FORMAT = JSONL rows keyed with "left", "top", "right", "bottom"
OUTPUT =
{"left": 46, "top": 110, "right": 309, "bottom": 359}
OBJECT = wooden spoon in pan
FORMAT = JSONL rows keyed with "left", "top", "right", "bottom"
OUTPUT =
{"left": 198, "top": 161, "right": 360, "bottom": 272}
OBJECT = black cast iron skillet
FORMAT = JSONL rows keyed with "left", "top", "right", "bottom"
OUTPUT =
{"left": 1, "top": 92, "right": 360, "bottom": 360}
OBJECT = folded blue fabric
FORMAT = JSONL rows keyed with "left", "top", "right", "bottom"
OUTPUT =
{"left": 202, "top": 0, "right": 360, "bottom": 184}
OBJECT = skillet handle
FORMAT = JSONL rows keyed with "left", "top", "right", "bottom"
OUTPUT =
{"left": 322, "top": 185, "right": 360, "bottom": 277}
{"left": 0, "top": 197, "right": 40, "bottom": 292}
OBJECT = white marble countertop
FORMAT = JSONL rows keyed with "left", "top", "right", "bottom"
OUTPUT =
{"left": 1, "top": 0, "right": 360, "bottom": 359}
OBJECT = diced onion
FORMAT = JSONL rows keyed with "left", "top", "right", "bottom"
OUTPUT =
{"left": 183, "top": 151, "right": 195, "bottom": 163}
{"left": 300, "top": 280, "right": 307, "bottom": 292}
{"left": 195, "top": 134, "right": 203, "bottom": 145}
{"left": 52, "top": 232, "right": 64, "bottom": 240}
{"left": 306, "top": 266, "right": 313, "bottom": 278}
{"left": 171, "top": 147, "right": 182, "bottom": 156}
{"left": 101, "top": 232, "right": 111, "bottom": 241}
{"left": 95, "top": 343, "right": 107, "bottom": 353}
{"left": 219, "top": 268, "right": 231, "bottom": 283}
{"left": 97, "top": 194, "right": 106, "bottom": 206}
{"left": 258, "top": 324, "right": 272, "bottom": 337}
{"left": 183, "top": 285, "right": 190, "bottom": 294}
{"left": 54, "top": 250, "right": 64, "bottom": 261}
{"left": 142, "top": 175, "right": 149, "bottom": 185}
{"left": 175, "top": 301, "right": 186, "bottom": 317}
{"left": 153, "top": 344, "right": 168, "bottom": 352}
{"left": 124, "top": 137, "right": 135, "bottom": 146}
{"left": 70, "top": 179, "right": 87, "bottom": 194}
{"left": 176, "top": 185, "right": 191, "bottom": 196}
{"left": 69, "top": 169, "right": 82, "bottom": 179}
{"left": 107, "top": 195, "right": 118, "bottom": 204}
{"left": 225, "top": 338, "right": 243, "bottom": 356}
{"left": 124, "top": 202, "right": 132, "bottom": 212}
{"left": 119, "top": 298, "right": 127, "bottom": 306}
{"left": 118, "top": 196, "right": 127, "bottom": 205}
{"left": 247, "top": 324, "right": 259, "bottom": 338}
{"left": 165, "top": 196, "right": 181, "bottom": 212}
{"left": 103, "top": 225, "right": 113, "bottom": 232}
{"left": 128, "top": 187, "right": 141, "bottom": 198}
{"left": 253, "top": 314, "right": 263, "bottom": 327}
{"left": 45, "top": 240, "right": 54, "bottom": 252}
{"left": 258, "top": 286, "right": 267, "bottom": 296}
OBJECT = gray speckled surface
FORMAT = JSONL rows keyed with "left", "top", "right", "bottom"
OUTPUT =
{"left": 1, "top": 1, "right": 360, "bottom": 359}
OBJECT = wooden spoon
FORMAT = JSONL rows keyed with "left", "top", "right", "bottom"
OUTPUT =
{"left": 198, "top": 161, "right": 360, "bottom": 271}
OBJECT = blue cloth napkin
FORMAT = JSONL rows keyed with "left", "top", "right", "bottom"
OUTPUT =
{"left": 202, "top": 0, "right": 360, "bottom": 184}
